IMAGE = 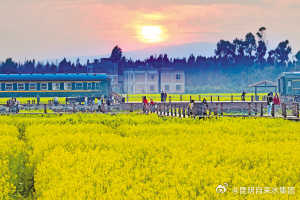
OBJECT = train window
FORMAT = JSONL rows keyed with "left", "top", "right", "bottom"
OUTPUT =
{"left": 52, "top": 83, "right": 60, "bottom": 90}
{"left": 64, "top": 82, "right": 72, "bottom": 90}
{"left": 95, "top": 82, "right": 100, "bottom": 90}
{"left": 87, "top": 82, "right": 92, "bottom": 90}
{"left": 75, "top": 82, "right": 83, "bottom": 90}
{"left": 0, "top": 83, "right": 1, "bottom": 90}
{"left": 293, "top": 81, "right": 300, "bottom": 88}
{"left": 5, "top": 83, "right": 13, "bottom": 90}
{"left": 288, "top": 81, "right": 292, "bottom": 87}
{"left": 29, "top": 83, "right": 37, "bottom": 90}
{"left": 17, "top": 83, "right": 25, "bottom": 90}
{"left": 40, "top": 83, "right": 48, "bottom": 90}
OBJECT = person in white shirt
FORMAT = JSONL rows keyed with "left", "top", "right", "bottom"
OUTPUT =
{"left": 85, "top": 96, "right": 88, "bottom": 106}
{"left": 54, "top": 96, "right": 59, "bottom": 106}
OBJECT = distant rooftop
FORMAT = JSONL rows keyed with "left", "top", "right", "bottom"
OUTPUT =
{"left": 0, "top": 73, "right": 108, "bottom": 81}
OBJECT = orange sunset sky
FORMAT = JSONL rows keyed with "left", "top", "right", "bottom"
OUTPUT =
{"left": 1, "top": 0, "right": 300, "bottom": 62}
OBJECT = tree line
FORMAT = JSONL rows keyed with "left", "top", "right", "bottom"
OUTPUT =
{"left": 0, "top": 58, "right": 86, "bottom": 74}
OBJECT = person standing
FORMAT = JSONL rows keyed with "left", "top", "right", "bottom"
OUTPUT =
{"left": 121, "top": 93, "right": 126, "bottom": 103}
{"left": 202, "top": 98, "right": 208, "bottom": 115}
{"left": 14, "top": 98, "right": 20, "bottom": 113}
{"left": 84, "top": 96, "right": 88, "bottom": 106}
{"left": 188, "top": 100, "right": 195, "bottom": 117}
{"left": 241, "top": 90, "right": 246, "bottom": 101}
{"left": 8, "top": 98, "right": 15, "bottom": 112}
{"left": 161, "top": 91, "right": 164, "bottom": 102}
{"left": 78, "top": 95, "right": 81, "bottom": 105}
{"left": 267, "top": 93, "right": 273, "bottom": 116}
{"left": 97, "top": 97, "right": 102, "bottom": 112}
{"left": 142, "top": 96, "right": 149, "bottom": 113}
{"left": 106, "top": 97, "right": 110, "bottom": 106}
{"left": 54, "top": 96, "right": 58, "bottom": 106}
{"left": 273, "top": 93, "right": 281, "bottom": 112}
{"left": 150, "top": 98, "right": 154, "bottom": 113}
{"left": 37, "top": 95, "right": 40, "bottom": 106}
{"left": 92, "top": 95, "right": 95, "bottom": 105}
{"left": 6, "top": 100, "right": 10, "bottom": 113}
{"left": 112, "top": 96, "right": 115, "bottom": 105}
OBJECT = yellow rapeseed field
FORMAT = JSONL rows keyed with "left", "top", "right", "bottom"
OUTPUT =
{"left": 0, "top": 114, "right": 299, "bottom": 199}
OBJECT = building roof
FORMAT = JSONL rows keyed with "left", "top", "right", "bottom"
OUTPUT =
{"left": 123, "top": 68, "right": 158, "bottom": 72}
{"left": 248, "top": 80, "right": 277, "bottom": 88}
{"left": 0, "top": 73, "right": 108, "bottom": 81}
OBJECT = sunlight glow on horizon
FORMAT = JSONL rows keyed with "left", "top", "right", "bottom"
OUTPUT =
{"left": 141, "top": 26, "right": 163, "bottom": 43}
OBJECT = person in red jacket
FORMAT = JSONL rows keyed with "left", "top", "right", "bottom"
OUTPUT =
{"left": 273, "top": 93, "right": 281, "bottom": 111}
{"left": 142, "top": 96, "right": 148, "bottom": 113}
{"left": 150, "top": 98, "right": 154, "bottom": 113}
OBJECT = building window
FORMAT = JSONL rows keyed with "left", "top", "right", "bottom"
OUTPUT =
{"left": 176, "top": 85, "right": 181, "bottom": 91}
{"left": 165, "top": 85, "right": 169, "bottom": 91}
{"left": 75, "top": 83, "right": 83, "bottom": 90}
{"left": 0, "top": 83, "right": 1, "bottom": 90}
{"left": 17, "top": 83, "right": 25, "bottom": 90}
{"left": 87, "top": 82, "right": 92, "bottom": 90}
{"left": 150, "top": 86, "right": 154, "bottom": 91}
{"left": 176, "top": 74, "right": 181, "bottom": 80}
{"left": 29, "top": 83, "right": 37, "bottom": 90}
{"left": 64, "top": 82, "right": 72, "bottom": 90}
{"left": 40, "top": 83, "right": 48, "bottom": 90}
{"left": 6, "top": 83, "right": 13, "bottom": 90}
{"left": 151, "top": 74, "right": 154, "bottom": 79}
{"left": 110, "top": 77, "right": 114, "bottom": 82}
{"left": 52, "top": 82, "right": 60, "bottom": 90}
{"left": 95, "top": 82, "right": 100, "bottom": 90}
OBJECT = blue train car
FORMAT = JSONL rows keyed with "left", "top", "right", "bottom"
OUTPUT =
{"left": 278, "top": 72, "right": 300, "bottom": 101}
{"left": 0, "top": 73, "right": 111, "bottom": 97}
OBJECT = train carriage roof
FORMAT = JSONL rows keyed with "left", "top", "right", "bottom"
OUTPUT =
{"left": 281, "top": 72, "right": 300, "bottom": 78}
{"left": 0, "top": 73, "right": 108, "bottom": 81}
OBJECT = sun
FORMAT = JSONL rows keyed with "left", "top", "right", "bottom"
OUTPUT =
{"left": 141, "top": 26, "right": 163, "bottom": 43}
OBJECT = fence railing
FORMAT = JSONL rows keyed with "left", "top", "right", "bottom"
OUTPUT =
{"left": 1, "top": 101, "right": 299, "bottom": 119}
{"left": 125, "top": 95, "right": 269, "bottom": 103}
{"left": 141, "top": 102, "right": 300, "bottom": 118}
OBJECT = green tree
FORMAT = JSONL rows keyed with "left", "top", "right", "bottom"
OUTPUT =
{"left": 215, "top": 40, "right": 235, "bottom": 63}
{"left": 36, "top": 62, "right": 44, "bottom": 73}
{"left": 1, "top": 58, "right": 18, "bottom": 73}
{"left": 256, "top": 27, "right": 267, "bottom": 66}
{"left": 274, "top": 40, "right": 292, "bottom": 66}
{"left": 110, "top": 45, "right": 122, "bottom": 62}
{"left": 244, "top": 33, "right": 256, "bottom": 58}
{"left": 295, "top": 51, "right": 300, "bottom": 62}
